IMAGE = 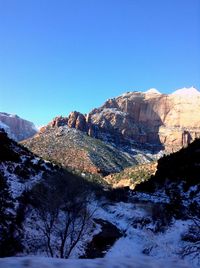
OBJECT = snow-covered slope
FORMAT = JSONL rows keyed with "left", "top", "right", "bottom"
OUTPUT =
{"left": 0, "top": 129, "right": 101, "bottom": 259}
{"left": 90, "top": 199, "right": 199, "bottom": 267}
{"left": 0, "top": 112, "right": 37, "bottom": 141}
{"left": 0, "top": 120, "right": 11, "bottom": 135}
{"left": 134, "top": 138, "right": 200, "bottom": 207}
{"left": 0, "top": 256, "right": 191, "bottom": 268}
{"left": 145, "top": 88, "right": 161, "bottom": 94}
{"left": 171, "top": 86, "right": 200, "bottom": 96}
{"left": 0, "top": 129, "right": 199, "bottom": 267}
{"left": 0, "top": 198, "right": 196, "bottom": 266}
{"left": 0, "top": 129, "right": 58, "bottom": 257}
{"left": 0, "top": 129, "right": 52, "bottom": 199}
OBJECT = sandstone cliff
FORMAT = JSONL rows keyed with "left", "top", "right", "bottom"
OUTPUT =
{"left": 24, "top": 87, "right": 200, "bottom": 175}
{"left": 45, "top": 87, "right": 200, "bottom": 153}
{"left": 0, "top": 112, "right": 37, "bottom": 141}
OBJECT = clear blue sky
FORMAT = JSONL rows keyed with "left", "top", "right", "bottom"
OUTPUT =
{"left": 0, "top": 0, "right": 199, "bottom": 126}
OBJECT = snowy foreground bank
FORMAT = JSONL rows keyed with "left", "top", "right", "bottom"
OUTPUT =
{"left": 0, "top": 256, "right": 191, "bottom": 268}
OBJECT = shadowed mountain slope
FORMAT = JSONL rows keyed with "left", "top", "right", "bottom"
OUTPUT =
{"left": 23, "top": 126, "right": 157, "bottom": 176}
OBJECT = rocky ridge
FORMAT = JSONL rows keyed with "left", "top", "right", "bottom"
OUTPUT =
{"left": 0, "top": 128, "right": 53, "bottom": 199}
{"left": 23, "top": 126, "right": 157, "bottom": 176}
{"left": 23, "top": 87, "right": 200, "bottom": 176}
{"left": 43, "top": 87, "right": 200, "bottom": 153}
{"left": 1, "top": 129, "right": 199, "bottom": 266}
{"left": 134, "top": 138, "right": 200, "bottom": 206}
{"left": 0, "top": 113, "right": 37, "bottom": 141}
{"left": 104, "top": 162, "right": 157, "bottom": 189}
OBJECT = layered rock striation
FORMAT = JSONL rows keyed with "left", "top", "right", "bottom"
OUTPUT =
{"left": 44, "top": 87, "right": 200, "bottom": 153}
{"left": 0, "top": 112, "right": 37, "bottom": 141}
{"left": 24, "top": 87, "right": 200, "bottom": 175}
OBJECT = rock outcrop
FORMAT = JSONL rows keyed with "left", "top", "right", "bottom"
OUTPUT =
{"left": 23, "top": 126, "right": 157, "bottom": 176}
{"left": 44, "top": 87, "right": 200, "bottom": 153}
{"left": 0, "top": 128, "right": 55, "bottom": 199}
{"left": 104, "top": 162, "right": 157, "bottom": 189}
{"left": 134, "top": 137, "right": 200, "bottom": 207}
{"left": 0, "top": 112, "right": 37, "bottom": 141}
{"left": 25, "top": 87, "right": 200, "bottom": 175}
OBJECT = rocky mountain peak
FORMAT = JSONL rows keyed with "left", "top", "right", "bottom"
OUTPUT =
{"left": 68, "top": 111, "right": 87, "bottom": 131}
{"left": 48, "top": 116, "right": 68, "bottom": 128}
{"left": 0, "top": 112, "right": 37, "bottom": 141}
{"left": 44, "top": 111, "right": 88, "bottom": 133}
{"left": 40, "top": 87, "right": 200, "bottom": 154}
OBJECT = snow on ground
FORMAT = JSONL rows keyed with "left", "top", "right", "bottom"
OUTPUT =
{"left": 99, "top": 108, "right": 128, "bottom": 117}
{"left": 0, "top": 162, "right": 43, "bottom": 199}
{"left": 0, "top": 121, "right": 16, "bottom": 140}
{"left": 105, "top": 219, "right": 190, "bottom": 259}
{"left": 89, "top": 200, "right": 199, "bottom": 267}
{"left": 0, "top": 256, "right": 191, "bottom": 268}
{"left": 23, "top": 207, "right": 102, "bottom": 259}
{"left": 0, "top": 194, "right": 198, "bottom": 267}
{"left": 92, "top": 201, "right": 147, "bottom": 231}
{"left": 0, "top": 121, "right": 9, "bottom": 131}
{"left": 30, "top": 157, "right": 40, "bottom": 165}
{"left": 132, "top": 191, "right": 170, "bottom": 204}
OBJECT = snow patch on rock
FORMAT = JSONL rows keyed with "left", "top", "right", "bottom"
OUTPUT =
{"left": 145, "top": 88, "right": 161, "bottom": 94}
{"left": 172, "top": 87, "right": 200, "bottom": 96}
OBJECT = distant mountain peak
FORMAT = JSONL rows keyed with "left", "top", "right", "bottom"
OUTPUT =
{"left": 0, "top": 112, "right": 37, "bottom": 141}
{"left": 172, "top": 86, "right": 200, "bottom": 96}
{"left": 145, "top": 88, "right": 161, "bottom": 94}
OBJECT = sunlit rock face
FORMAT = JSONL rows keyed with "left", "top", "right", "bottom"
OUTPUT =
{"left": 23, "top": 125, "right": 141, "bottom": 176}
{"left": 0, "top": 112, "right": 37, "bottom": 141}
{"left": 40, "top": 87, "right": 200, "bottom": 153}
{"left": 88, "top": 87, "right": 200, "bottom": 152}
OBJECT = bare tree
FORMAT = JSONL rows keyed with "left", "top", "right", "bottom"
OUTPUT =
{"left": 57, "top": 198, "right": 92, "bottom": 258}
{"left": 180, "top": 202, "right": 200, "bottom": 262}
{"left": 30, "top": 171, "right": 94, "bottom": 258}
